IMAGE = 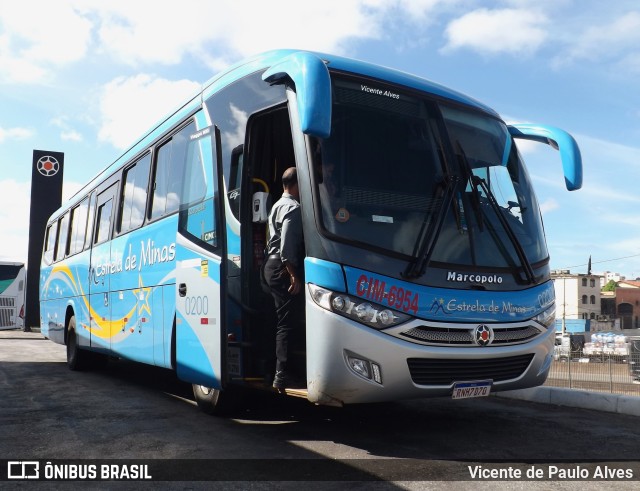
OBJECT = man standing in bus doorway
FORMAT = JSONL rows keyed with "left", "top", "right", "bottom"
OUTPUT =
{"left": 264, "top": 167, "right": 305, "bottom": 390}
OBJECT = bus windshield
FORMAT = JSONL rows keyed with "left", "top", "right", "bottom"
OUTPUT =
{"left": 313, "top": 77, "right": 547, "bottom": 274}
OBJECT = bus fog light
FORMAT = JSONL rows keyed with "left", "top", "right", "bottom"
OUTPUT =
{"left": 345, "top": 350, "right": 383, "bottom": 383}
{"left": 346, "top": 355, "right": 371, "bottom": 379}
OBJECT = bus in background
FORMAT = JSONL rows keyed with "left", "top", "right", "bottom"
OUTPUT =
{"left": 40, "top": 50, "right": 582, "bottom": 414}
{"left": 0, "top": 262, "right": 26, "bottom": 330}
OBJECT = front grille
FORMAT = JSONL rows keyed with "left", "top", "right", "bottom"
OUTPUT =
{"left": 400, "top": 324, "right": 542, "bottom": 346}
{"left": 401, "top": 326, "right": 473, "bottom": 344}
{"left": 492, "top": 326, "right": 541, "bottom": 344}
{"left": 407, "top": 354, "right": 534, "bottom": 386}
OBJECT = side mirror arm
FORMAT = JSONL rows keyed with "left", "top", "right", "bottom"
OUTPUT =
{"left": 508, "top": 124, "right": 583, "bottom": 191}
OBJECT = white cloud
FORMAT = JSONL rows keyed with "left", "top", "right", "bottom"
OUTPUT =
{"left": 97, "top": 74, "right": 201, "bottom": 150}
{"left": 0, "top": 0, "right": 92, "bottom": 83}
{"left": 0, "top": 0, "right": 404, "bottom": 82}
{"left": 51, "top": 117, "right": 83, "bottom": 143}
{"left": 61, "top": 130, "right": 83, "bottom": 142}
{"left": 539, "top": 198, "right": 559, "bottom": 214}
{"left": 586, "top": 134, "right": 640, "bottom": 168}
{"left": 75, "top": 0, "right": 462, "bottom": 70}
{"left": 0, "top": 126, "right": 33, "bottom": 142}
{"left": 0, "top": 0, "right": 456, "bottom": 86}
{"left": 561, "top": 11, "right": 640, "bottom": 65}
{"left": 0, "top": 178, "right": 84, "bottom": 265}
{"left": 62, "top": 181, "right": 84, "bottom": 202}
{"left": 396, "top": 0, "right": 450, "bottom": 19}
{"left": 0, "top": 179, "right": 31, "bottom": 263}
{"left": 443, "top": 8, "right": 548, "bottom": 56}
{"left": 86, "top": 0, "right": 388, "bottom": 69}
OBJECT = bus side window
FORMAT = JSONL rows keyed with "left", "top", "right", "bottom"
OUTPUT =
{"left": 55, "top": 214, "right": 70, "bottom": 262}
{"left": 43, "top": 221, "right": 58, "bottom": 265}
{"left": 69, "top": 197, "right": 89, "bottom": 255}
{"left": 119, "top": 153, "right": 151, "bottom": 233}
{"left": 178, "top": 124, "right": 218, "bottom": 251}
{"left": 95, "top": 199, "right": 114, "bottom": 245}
{"left": 151, "top": 123, "right": 194, "bottom": 221}
{"left": 83, "top": 192, "right": 96, "bottom": 251}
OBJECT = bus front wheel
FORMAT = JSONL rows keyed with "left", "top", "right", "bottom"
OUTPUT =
{"left": 192, "top": 384, "right": 235, "bottom": 416}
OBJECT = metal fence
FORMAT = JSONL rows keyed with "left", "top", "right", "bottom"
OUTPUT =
{"left": 545, "top": 350, "right": 640, "bottom": 396}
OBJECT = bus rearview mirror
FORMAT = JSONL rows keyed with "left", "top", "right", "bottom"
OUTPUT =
{"left": 262, "top": 52, "right": 332, "bottom": 139}
{"left": 508, "top": 123, "right": 583, "bottom": 191}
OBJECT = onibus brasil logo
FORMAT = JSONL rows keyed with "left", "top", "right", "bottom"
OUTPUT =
{"left": 36, "top": 156, "right": 60, "bottom": 177}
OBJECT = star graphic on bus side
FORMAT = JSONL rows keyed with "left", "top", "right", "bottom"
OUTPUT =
{"left": 133, "top": 275, "right": 152, "bottom": 318}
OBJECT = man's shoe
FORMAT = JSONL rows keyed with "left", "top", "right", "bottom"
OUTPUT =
{"left": 273, "top": 371, "right": 305, "bottom": 390}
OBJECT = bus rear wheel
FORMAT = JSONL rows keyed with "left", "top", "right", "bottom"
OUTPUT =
{"left": 66, "top": 316, "right": 108, "bottom": 370}
{"left": 192, "top": 384, "right": 235, "bottom": 416}
{"left": 66, "top": 316, "right": 89, "bottom": 371}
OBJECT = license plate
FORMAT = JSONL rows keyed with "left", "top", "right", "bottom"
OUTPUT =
{"left": 452, "top": 380, "right": 492, "bottom": 399}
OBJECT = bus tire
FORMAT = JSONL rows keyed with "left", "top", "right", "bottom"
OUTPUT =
{"left": 192, "top": 384, "right": 235, "bottom": 416}
{"left": 66, "top": 316, "right": 89, "bottom": 371}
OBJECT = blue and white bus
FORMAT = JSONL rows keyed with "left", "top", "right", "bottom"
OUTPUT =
{"left": 1, "top": 262, "right": 26, "bottom": 330}
{"left": 40, "top": 49, "right": 582, "bottom": 414}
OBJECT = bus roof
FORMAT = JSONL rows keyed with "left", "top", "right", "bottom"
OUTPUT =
{"left": 201, "top": 49, "right": 497, "bottom": 115}
{"left": 58, "top": 49, "right": 498, "bottom": 218}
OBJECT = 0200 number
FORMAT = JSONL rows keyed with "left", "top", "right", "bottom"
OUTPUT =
{"left": 185, "top": 295, "right": 209, "bottom": 316}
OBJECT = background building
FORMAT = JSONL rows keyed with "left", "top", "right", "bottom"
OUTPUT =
{"left": 552, "top": 270, "right": 606, "bottom": 333}
{"left": 614, "top": 282, "right": 640, "bottom": 329}
{"left": 600, "top": 271, "right": 625, "bottom": 288}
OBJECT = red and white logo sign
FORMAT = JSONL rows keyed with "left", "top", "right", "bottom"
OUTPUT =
{"left": 36, "top": 156, "right": 60, "bottom": 177}
{"left": 474, "top": 324, "right": 493, "bottom": 347}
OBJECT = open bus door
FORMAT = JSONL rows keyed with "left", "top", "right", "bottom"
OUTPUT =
{"left": 174, "top": 119, "right": 230, "bottom": 414}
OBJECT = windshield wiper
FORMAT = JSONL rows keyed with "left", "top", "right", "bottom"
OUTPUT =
{"left": 402, "top": 175, "right": 459, "bottom": 279}
{"left": 455, "top": 140, "right": 535, "bottom": 284}
{"left": 474, "top": 175, "right": 536, "bottom": 284}
{"left": 456, "top": 141, "right": 483, "bottom": 232}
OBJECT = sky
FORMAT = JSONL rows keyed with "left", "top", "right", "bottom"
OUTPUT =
{"left": 1, "top": 0, "right": 640, "bottom": 278}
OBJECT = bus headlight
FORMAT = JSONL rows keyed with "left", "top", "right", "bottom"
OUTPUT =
{"left": 309, "top": 284, "right": 411, "bottom": 329}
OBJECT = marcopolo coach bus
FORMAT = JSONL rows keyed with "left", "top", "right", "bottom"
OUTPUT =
{"left": 40, "top": 49, "right": 582, "bottom": 414}
{"left": 1, "top": 262, "right": 26, "bottom": 330}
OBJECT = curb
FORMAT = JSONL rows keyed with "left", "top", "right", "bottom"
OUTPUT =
{"left": 497, "top": 386, "right": 640, "bottom": 417}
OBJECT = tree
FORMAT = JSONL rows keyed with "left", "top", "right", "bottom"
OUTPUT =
{"left": 602, "top": 280, "right": 618, "bottom": 292}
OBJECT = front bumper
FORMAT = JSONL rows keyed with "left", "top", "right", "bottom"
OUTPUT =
{"left": 305, "top": 294, "right": 555, "bottom": 406}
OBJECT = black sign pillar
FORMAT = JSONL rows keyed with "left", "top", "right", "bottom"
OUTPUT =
{"left": 25, "top": 150, "right": 64, "bottom": 331}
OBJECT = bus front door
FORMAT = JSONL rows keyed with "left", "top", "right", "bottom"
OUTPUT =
{"left": 174, "top": 123, "right": 227, "bottom": 392}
